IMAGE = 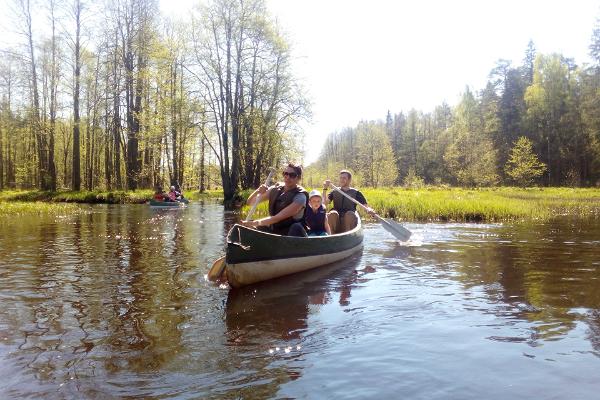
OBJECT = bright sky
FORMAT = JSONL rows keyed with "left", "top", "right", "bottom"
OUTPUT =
{"left": 2, "top": 0, "right": 598, "bottom": 164}
{"left": 173, "top": 0, "right": 600, "bottom": 164}
{"left": 262, "top": 0, "right": 600, "bottom": 164}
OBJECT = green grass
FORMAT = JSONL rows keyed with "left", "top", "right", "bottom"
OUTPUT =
{"left": 0, "top": 189, "right": 153, "bottom": 204}
{"left": 185, "top": 190, "right": 225, "bottom": 201}
{"left": 240, "top": 187, "right": 600, "bottom": 222}
{"left": 2, "top": 187, "right": 599, "bottom": 222}
{"left": 361, "top": 187, "right": 600, "bottom": 222}
{"left": 0, "top": 201, "right": 83, "bottom": 217}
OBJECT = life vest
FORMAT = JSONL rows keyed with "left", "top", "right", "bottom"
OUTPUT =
{"left": 305, "top": 204, "right": 327, "bottom": 234}
{"left": 268, "top": 183, "right": 308, "bottom": 233}
{"left": 330, "top": 187, "right": 360, "bottom": 214}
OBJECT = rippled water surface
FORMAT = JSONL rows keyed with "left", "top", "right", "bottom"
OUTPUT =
{"left": 1, "top": 203, "right": 599, "bottom": 399}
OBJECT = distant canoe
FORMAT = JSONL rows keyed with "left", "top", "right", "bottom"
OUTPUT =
{"left": 148, "top": 199, "right": 186, "bottom": 208}
{"left": 225, "top": 215, "right": 364, "bottom": 288}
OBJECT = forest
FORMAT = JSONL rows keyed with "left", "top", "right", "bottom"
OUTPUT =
{"left": 0, "top": 0, "right": 308, "bottom": 202}
{"left": 2, "top": 0, "right": 600, "bottom": 206}
{"left": 305, "top": 37, "right": 600, "bottom": 188}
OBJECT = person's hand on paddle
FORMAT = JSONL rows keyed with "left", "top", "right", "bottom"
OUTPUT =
{"left": 364, "top": 205, "right": 376, "bottom": 216}
{"left": 240, "top": 220, "right": 256, "bottom": 228}
{"left": 257, "top": 184, "right": 268, "bottom": 194}
{"left": 240, "top": 219, "right": 266, "bottom": 228}
{"left": 323, "top": 179, "right": 331, "bottom": 189}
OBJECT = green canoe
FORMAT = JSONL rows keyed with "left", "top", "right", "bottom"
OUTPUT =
{"left": 224, "top": 214, "right": 364, "bottom": 288}
{"left": 148, "top": 199, "right": 186, "bottom": 208}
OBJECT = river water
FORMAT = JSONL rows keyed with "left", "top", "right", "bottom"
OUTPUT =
{"left": 0, "top": 203, "right": 599, "bottom": 399}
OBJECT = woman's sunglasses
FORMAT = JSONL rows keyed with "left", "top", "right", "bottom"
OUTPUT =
{"left": 283, "top": 171, "right": 298, "bottom": 178}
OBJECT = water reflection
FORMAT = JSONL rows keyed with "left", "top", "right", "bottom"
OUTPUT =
{"left": 407, "top": 219, "right": 600, "bottom": 346}
{"left": 222, "top": 253, "right": 367, "bottom": 398}
{"left": 1, "top": 206, "right": 599, "bottom": 399}
{"left": 0, "top": 203, "right": 230, "bottom": 398}
{"left": 226, "top": 253, "right": 365, "bottom": 342}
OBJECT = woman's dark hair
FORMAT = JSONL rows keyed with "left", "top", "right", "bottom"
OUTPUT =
{"left": 287, "top": 162, "right": 303, "bottom": 178}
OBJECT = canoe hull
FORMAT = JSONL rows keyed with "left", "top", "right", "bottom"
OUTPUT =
{"left": 225, "top": 215, "right": 363, "bottom": 288}
{"left": 226, "top": 243, "right": 363, "bottom": 288}
{"left": 148, "top": 199, "right": 186, "bottom": 208}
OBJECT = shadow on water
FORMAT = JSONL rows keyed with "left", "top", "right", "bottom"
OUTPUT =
{"left": 226, "top": 252, "right": 367, "bottom": 341}
{"left": 218, "top": 252, "right": 371, "bottom": 399}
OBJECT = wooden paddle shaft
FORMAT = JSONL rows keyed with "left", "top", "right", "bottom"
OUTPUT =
{"left": 246, "top": 168, "right": 275, "bottom": 221}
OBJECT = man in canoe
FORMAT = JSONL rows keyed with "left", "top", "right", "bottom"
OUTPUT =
{"left": 241, "top": 163, "right": 309, "bottom": 237}
{"left": 323, "top": 170, "right": 374, "bottom": 233}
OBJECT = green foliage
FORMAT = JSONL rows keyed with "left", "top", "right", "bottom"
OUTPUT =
{"left": 0, "top": 190, "right": 153, "bottom": 204}
{"left": 310, "top": 34, "right": 600, "bottom": 188}
{"left": 356, "top": 122, "right": 397, "bottom": 187}
{"left": 505, "top": 137, "right": 547, "bottom": 186}
{"left": 443, "top": 89, "right": 500, "bottom": 187}
{"left": 0, "top": 202, "right": 82, "bottom": 217}
{"left": 403, "top": 167, "right": 425, "bottom": 188}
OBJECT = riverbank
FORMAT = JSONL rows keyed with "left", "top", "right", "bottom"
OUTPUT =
{"left": 242, "top": 187, "right": 600, "bottom": 222}
{"left": 1, "top": 187, "right": 599, "bottom": 221}
{"left": 364, "top": 187, "right": 600, "bottom": 222}
{"left": 0, "top": 189, "right": 223, "bottom": 216}
{"left": 0, "top": 189, "right": 223, "bottom": 203}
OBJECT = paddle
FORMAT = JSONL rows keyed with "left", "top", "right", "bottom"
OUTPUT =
{"left": 207, "top": 168, "right": 275, "bottom": 282}
{"left": 329, "top": 183, "right": 412, "bottom": 242}
{"left": 244, "top": 168, "right": 275, "bottom": 222}
{"left": 207, "top": 255, "right": 226, "bottom": 281}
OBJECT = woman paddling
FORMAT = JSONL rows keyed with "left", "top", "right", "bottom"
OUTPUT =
{"left": 240, "top": 163, "right": 308, "bottom": 237}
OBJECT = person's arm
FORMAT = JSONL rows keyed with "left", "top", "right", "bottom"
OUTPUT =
{"left": 324, "top": 190, "right": 334, "bottom": 207}
{"left": 324, "top": 216, "right": 332, "bottom": 235}
{"left": 322, "top": 180, "right": 331, "bottom": 206}
{"left": 246, "top": 202, "right": 304, "bottom": 228}
{"left": 246, "top": 184, "right": 270, "bottom": 205}
{"left": 356, "top": 190, "right": 375, "bottom": 215}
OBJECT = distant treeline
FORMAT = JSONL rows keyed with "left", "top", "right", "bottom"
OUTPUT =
{"left": 0, "top": 0, "right": 307, "bottom": 202}
{"left": 306, "top": 35, "right": 600, "bottom": 188}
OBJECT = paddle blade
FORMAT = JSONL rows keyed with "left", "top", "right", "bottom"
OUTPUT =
{"left": 207, "top": 255, "right": 227, "bottom": 281}
{"left": 380, "top": 218, "right": 412, "bottom": 242}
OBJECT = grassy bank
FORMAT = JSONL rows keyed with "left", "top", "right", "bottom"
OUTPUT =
{"left": 0, "top": 201, "right": 83, "bottom": 217}
{"left": 0, "top": 189, "right": 225, "bottom": 203}
{"left": 0, "top": 189, "right": 153, "bottom": 204}
{"left": 0, "top": 189, "right": 223, "bottom": 216}
{"left": 363, "top": 187, "right": 600, "bottom": 222}
{"left": 2, "top": 187, "right": 599, "bottom": 221}
{"left": 185, "top": 190, "right": 225, "bottom": 201}
{"left": 241, "top": 187, "right": 600, "bottom": 222}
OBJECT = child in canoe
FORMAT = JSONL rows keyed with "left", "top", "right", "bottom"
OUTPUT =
{"left": 305, "top": 189, "right": 331, "bottom": 236}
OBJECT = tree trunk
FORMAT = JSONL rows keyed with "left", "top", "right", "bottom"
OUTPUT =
{"left": 200, "top": 133, "right": 205, "bottom": 192}
{"left": 72, "top": 0, "right": 82, "bottom": 190}
{"left": 171, "top": 62, "right": 178, "bottom": 186}
{"left": 23, "top": 0, "right": 50, "bottom": 190}
{"left": 47, "top": 0, "right": 58, "bottom": 191}
{"left": 0, "top": 121, "right": 3, "bottom": 189}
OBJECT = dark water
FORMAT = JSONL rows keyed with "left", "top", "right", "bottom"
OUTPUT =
{"left": 0, "top": 204, "right": 599, "bottom": 399}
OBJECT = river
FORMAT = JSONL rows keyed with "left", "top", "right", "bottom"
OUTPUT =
{"left": 0, "top": 203, "right": 599, "bottom": 399}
